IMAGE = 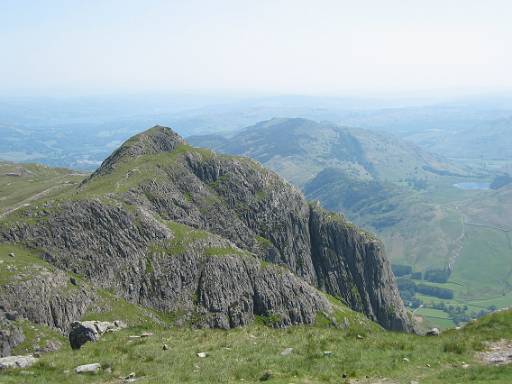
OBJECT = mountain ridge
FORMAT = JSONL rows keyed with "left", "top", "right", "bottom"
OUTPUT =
{"left": 0, "top": 126, "right": 410, "bottom": 335}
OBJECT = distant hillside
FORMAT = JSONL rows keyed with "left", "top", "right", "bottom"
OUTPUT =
{"left": 408, "top": 116, "right": 512, "bottom": 160}
{"left": 189, "top": 118, "right": 470, "bottom": 187}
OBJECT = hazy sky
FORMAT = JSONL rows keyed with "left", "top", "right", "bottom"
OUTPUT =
{"left": 1, "top": 0, "right": 512, "bottom": 96}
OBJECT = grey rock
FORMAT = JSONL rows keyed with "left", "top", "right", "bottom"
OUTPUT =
{"left": 75, "top": 362, "right": 101, "bottom": 374}
{"left": 114, "top": 320, "right": 127, "bottom": 328}
{"left": 69, "top": 320, "right": 127, "bottom": 349}
{"left": 0, "top": 355, "right": 38, "bottom": 369}
{"left": 8, "top": 253, "right": 15, "bottom": 258}
{"left": 88, "top": 126, "right": 185, "bottom": 179}
{"left": 280, "top": 347, "right": 293, "bottom": 356}
{"left": 5, "top": 311, "right": 17, "bottom": 321}
{"left": 308, "top": 203, "right": 409, "bottom": 331}
{"left": 69, "top": 322, "right": 98, "bottom": 350}
{"left": 125, "top": 372, "right": 136, "bottom": 379}
{"left": 0, "top": 268, "right": 95, "bottom": 333}
{"left": 0, "top": 318, "right": 24, "bottom": 357}
{"left": 426, "top": 328, "right": 440, "bottom": 336}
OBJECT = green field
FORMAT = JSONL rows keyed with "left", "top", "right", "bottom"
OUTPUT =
{"left": 452, "top": 226, "right": 512, "bottom": 298}
{"left": 414, "top": 307, "right": 455, "bottom": 330}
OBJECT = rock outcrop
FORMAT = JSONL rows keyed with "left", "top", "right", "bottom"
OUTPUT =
{"left": 308, "top": 203, "right": 407, "bottom": 330}
{"left": 0, "top": 309, "right": 24, "bottom": 358}
{"left": 69, "top": 320, "right": 127, "bottom": 349}
{"left": 0, "top": 266, "right": 96, "bottom": 333}
{"left": 0, "top": 126, "right": 410, "bottom": 331}
{"left": 0, "top": 354, "right": 38, "bottom": 369}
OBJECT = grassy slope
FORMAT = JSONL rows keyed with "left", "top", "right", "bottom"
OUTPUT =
{"left": 0, "top": 161, "right": 85, "bottom": 215}
{"left": 370, "top": 181, "right": 512, "bottom": 329}
{"left": 2, "top": 308, "right": 512, "bottom": 383}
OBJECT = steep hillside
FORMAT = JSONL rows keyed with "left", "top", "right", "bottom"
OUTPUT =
{"left": 0, "top": 126, "right": 409, "bottom": 336}
{"left": 189, "top": 118, "right": 512, "bottom": 329}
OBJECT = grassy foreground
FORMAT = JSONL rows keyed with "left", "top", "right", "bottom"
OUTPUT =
{"left": 2, "top": 309, "right": 512, "bottom": 383}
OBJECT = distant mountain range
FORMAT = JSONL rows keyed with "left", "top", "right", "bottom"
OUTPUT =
{"left": 3, "top": 94, "right": 512, "bottom": 170}
{"left": 189, "top": 118, "right": 472, "bottom": 187}
{"left": 409, "top": 116, "right": 512, "bottom": 160}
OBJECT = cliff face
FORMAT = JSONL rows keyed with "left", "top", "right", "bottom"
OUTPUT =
{"left": 0, "top": 126, "right": 410, "bottom": 332}
{"left": 308, "top": 203, "right": 407, "bottom": 330}
{"left": 2, "top": 200, "right": 330, "bottom": 329}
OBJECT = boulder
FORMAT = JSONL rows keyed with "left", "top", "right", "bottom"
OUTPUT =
{"left": 69, "top": 320, "right": 127, "bottom": 349}
{"left": 280, "top": 347, "right": 293, "bottom": 356}
{"left": 426, "top": 328, "right": 440, "bottom": 336}
{"left": 75, "top": 362, "right": 101, "bottom": 374}
{"left": 5, "top": 312, "right": 18, "bottom": 321}
{"left": 0, "top": 355, "right": 38, "bottom": 369}
{"left": 69, "top": 322, "right": 99, "bottom": 350}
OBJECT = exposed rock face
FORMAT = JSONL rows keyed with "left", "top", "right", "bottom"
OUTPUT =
{"left": 308, "top": 203, "right": 406, "bottom": 330}
{"left": 0, "top": 314, "right": 24, "bottom": 358}
{"left": 0, "top": 126, "right": 410, "bottom": 331}
{"left": 0, "top": 267, "right": 95, "bottom": 333}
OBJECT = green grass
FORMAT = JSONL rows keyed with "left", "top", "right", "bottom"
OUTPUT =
{"left": 0, "top": 243, "right": 49, "bottom": 285}
{"left": 11, "top": 320, "right": 66, "bottom": 356}
{"left": 80, "top": 289, "right": 169, "bottom": 329}
{"left": 451, "top": 226, "right": 512, "bottom": 298}
{"left": 255, "top": 236, "right": 273, "bottom": 249}
{"left": 3, "top": 310, "right": 512, "bottom": 383}
{"left": 164, "top": 221, "right": 209, "bottom": 255}
{"left": 0, "top": 162, "right": 85, "bottom": 214}
{"left": 415, "top": 307, "right": 456, "bottom": 330}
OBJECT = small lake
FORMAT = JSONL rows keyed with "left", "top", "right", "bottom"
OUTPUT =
{"left": 453, "top": 182, "right": 491, "bottom": 190}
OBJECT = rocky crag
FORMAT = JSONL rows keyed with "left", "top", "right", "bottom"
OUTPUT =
{"left": 0, "top": 126, "right": 410, "bottom": 339}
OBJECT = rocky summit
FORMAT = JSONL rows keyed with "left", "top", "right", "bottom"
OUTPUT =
{"left": 0, "top": 126, "right": 410, "bottom": 335}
